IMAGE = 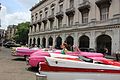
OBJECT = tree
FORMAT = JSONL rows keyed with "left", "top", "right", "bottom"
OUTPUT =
{"left": 13, "top": 22, "right": 30, "bottom": 45}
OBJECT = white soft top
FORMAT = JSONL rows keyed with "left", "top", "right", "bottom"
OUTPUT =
{"left": 49, "top": 53, "right": 78, "bottom": 58}
{"left": 45, "top": 57, "right": 120, "bottom": 70}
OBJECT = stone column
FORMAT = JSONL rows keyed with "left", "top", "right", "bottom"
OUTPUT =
{"left": 52, "top": 35, "right": 56, "bottom": 47}
{"left": 62, "top": 33, "right": 66, "bottom": 43}
{"left": 89, "top": 0, "right": 97, "bottom": 22}
{"left": 31, "top": 37, "right": 33, "bottom": 45}
{"left": 47, "top": 20, "right": 50, "bottom": 30}
{"left": 63, "top": 0, "right": 68, "bottom": 28}
{"left": 28, "top": 37, "right": 30, "bottom": 46}
{"left": 112, "top": 29, "right": 120, "bottom": 54}
{"left": 112, "top": 0, "right": 120, "bottom": 18}
{"left": 40, "top": 36, "right": 43, "bottom": 48}
{"left": 54, "top": 2, "right": 58, "bottom": 30}
{"left": 46, "top": 36, "right": 48, "bottom": 48}
{"left": 36, "top": 24, "right": 39, "bottom": 32}
{"left": 32, "top": 25, "right": 35, "bottom": 32}
{"left": 90, "top": 31, "right": 96, "bottom": 49}
{"left": 74, "top": 32, "right": 78, "bottom": 46}
{"left": 74, "top": 0, "right": 79, "bottom": 25}
{"left": 35, "top": 37, "right": 37, "bottom": 45}
{"left": 29, "top": 27, "right": 31, "bottom": 33}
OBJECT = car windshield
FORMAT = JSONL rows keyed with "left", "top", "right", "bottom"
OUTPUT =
{"left": 30, "top": 47, "right": 39, "bottom": 50}
{"left": 89, "top": 49, "right": 96, "bottom": 52}
{"left": 80, "top": 48, "right": 96, "bottom": 52}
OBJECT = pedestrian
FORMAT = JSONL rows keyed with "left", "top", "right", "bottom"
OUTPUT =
{"left": 104, "top": 47, "right": 108, "bottom": 55}
{"left": 60, "top": 42, "right": 69, "bottom": 54}
{"left": 115, "top": 51, "right": 120, "bottom": 61}
{"left": 73, "top": 45, "right": 80, "bottom": 52}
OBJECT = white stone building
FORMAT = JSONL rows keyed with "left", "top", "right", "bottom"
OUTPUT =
{"left": 0, "top": 29, "right": 5, "bottom": 46}
{"left": 6, "top": 25, "right": 17, "bottom": 40}
{"left": 29, "top": 0, "right": 120, "bottom": 55}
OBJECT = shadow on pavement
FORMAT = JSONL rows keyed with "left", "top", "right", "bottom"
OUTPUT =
{"left": 26, "top": 67, "right": 38, "bottom": 73}
{"left": 12, "top": 58, "right": 26, "bottom": 61}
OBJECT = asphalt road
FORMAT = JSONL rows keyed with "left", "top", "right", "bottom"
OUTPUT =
{"left": 0, "top": 47, "right": 37, "bottom": 80}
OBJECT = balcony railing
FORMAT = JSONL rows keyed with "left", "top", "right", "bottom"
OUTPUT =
{"left": 42, "top": 17, "right": 47, "bottom": 23}
{"left": 65, "top": 7, "right": 75, "bottom": 16}
{"left": 48, "top": 14, "right": 55, "bottom": 21}
{"left": 30, "top": 22, "right": 33, "bottom": 26}
{"left": 56, "top": 11, "right": 64, "bottom": 19}
{"left": 37, "top": 19, "right": 42, "bottom": 24}
{"left": 78, "top": 1, "right": 90, "bottom": 12}
{"left": 31, "top": 21, "right": 37, "bottom": 26}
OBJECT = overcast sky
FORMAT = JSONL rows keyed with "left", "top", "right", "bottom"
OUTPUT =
{"left": 0, "top": 0, "right": 40, "bottom": 30}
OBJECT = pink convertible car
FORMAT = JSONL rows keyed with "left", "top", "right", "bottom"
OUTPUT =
{"left": 12, "top": 47, "right": 40, "bottom": 59}
{"left": 27, "top": 49, "right": 104, "bottom": 68}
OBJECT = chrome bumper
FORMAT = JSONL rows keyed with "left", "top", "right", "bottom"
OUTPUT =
{"left": 36, "top": 73, "right": 47, "bottom": 80}
{"left": 11, "top": 51, "right": 17, "bottom": 56}
{"left": 26, "top": 58, "right": 29, "bottom": 65}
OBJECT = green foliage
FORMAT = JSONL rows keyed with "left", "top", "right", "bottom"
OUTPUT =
{"left": 13, "top": 22, "right": 30, "bottom": 45}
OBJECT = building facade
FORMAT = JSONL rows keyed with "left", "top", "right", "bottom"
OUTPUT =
{"left": 6, "top": 25, "right": 17, "bottom": 41}
{"left": 0, "top": 29, "right": 5, "bottom": 46}
{"left": 29, "top": 0, "right": 120, "bottom": 55}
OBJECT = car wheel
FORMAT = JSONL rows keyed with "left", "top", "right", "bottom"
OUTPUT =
{"left": 24, "top": 56, "right": 29, "bottom": 61}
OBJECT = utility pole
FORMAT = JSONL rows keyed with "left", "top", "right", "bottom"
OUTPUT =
{"left": 0, "top": 3, "right": 1, "bottom": 27}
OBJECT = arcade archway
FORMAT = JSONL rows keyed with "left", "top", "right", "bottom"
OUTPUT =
{"left": 55, "top": 36, "right": 62, "bottom": 49}
{"left": 29, "top": 38, "right": 32, "bottom": 46}
{"left": 96, "top": 35, "right": 112, "bottom": 54}
{"left": 33, "top": 38, "right": 36, "bottom": 45}
{"left": 48, "top": 36, "right": 53, "bottom": 46}
{"left": 37, "top": 38, "right": 40, "bottom": 47}
{"left": 79, "top": 35, "right": 89, "bottom": 48}
{"left": 42, "top": 37, "right": 46, "bottom": 48}
{"left": 65, "top": 36, "right": 74, "bottom": 46}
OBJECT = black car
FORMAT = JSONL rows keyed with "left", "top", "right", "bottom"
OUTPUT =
{"left": 3, "top": 42, "right": 21, "bottom": 48}
{"left": 80, "top": 48, "right": 96, "bottom": 52}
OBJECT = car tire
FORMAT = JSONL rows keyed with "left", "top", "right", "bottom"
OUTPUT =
{"left": 24, "top": 56, "right": 29, "bottom": 61}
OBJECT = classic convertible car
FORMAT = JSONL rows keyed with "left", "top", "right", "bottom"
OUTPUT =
{"left": 27, "top": 48, "right": 104, "bottom": 68}
{"left": 36, "top": 56, "right": 120, "bottom": 80}
{"left": 11, "top": 47, "right": 40, "bottom": 60}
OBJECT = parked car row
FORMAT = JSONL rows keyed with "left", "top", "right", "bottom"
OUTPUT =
{"left": 11, "top": 47, "right": 100, "bottom": 67}
{"left": 10, "top": 46, "right": 120, "bottom": 80}
{"left": 11, "top": 46, "right": 120, "bottom": 68}
{"left": 3, "top": 41, "right": 21, "bottom": 48}
{"left": 9, "top": 44, "right": 120, "bottom": 80}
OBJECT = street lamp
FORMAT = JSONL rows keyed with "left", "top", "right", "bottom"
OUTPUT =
{"left": 0, "top": 3, "right": 2, "bottom": 47}
{"left": 0, "top": 3, "right": 1, "bottom": 10}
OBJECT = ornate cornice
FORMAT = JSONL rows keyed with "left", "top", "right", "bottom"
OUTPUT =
{"left": 28, "top": 24, "right": 120, "bottom": 36}
{"left": 30, "top": 0, "right": 48, "bottom": 11}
